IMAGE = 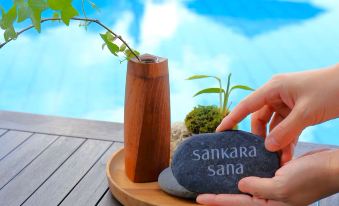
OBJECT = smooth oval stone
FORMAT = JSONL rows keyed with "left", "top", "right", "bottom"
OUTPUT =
{"left": 158, "top": 167, "right": 197, "bottom": 199}
{"left": 171, "top": 130, "right": 280, "bottom": 194}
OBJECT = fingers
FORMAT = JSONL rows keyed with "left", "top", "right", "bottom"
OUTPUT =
{"left": 280, "top": 143, "right": 296, "bottom": 165}
{"left": 196, "top": 194, "right": 287, "bottom": 206}
{"left": 216, "top": 84, "right": 275, "bottom": 131}
{"left": 197, "top": 194, "right": 252, "bottom": 206}
{"left": 269, "top": 113, "right": 297, "bottom": 164}
{"left": 238, "top": 177, "right": 278, "bottom": 200}
{"left": 269, "top": 113, "right": 284, "bottom": 132}
{"left": 265, "top": 106, "right": 306, "bottom": 152}
{"left": 196, "top": 194, "right": 264, "bottom": 206}
{"left": 251, "top": 106, "right": 274, "bottom": 138}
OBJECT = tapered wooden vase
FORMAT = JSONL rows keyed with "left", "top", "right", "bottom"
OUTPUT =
{"left": 124, "top": 54, "right": 171, "bottom": 183}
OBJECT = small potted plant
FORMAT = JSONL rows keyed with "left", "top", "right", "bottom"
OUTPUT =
{"left": 0, "top": 0, "right": 170, "bottom": 183}
{"left": 171, "top": 73, "right": 254, "bottom": 157}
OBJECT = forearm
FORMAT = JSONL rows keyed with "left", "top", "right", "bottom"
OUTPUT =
{"left": 328, "top": 149, "right": 339, "bottom": 192}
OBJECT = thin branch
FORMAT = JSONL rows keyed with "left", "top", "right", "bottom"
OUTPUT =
{"left": 0, "top": 17, "right": 141, "bottom": 62}
{"left": 81, "top": 0, "right": 87, "bottom": 19}
{"left": 80, "top": 0, "right": 90, "bottom": 28}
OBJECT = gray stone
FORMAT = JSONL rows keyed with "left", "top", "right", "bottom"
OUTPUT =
{"left": 158, "top": 167, "right": 197, "bottom": 199}
{"left": 171, "top": 130, "right": 280, "bottom": 194}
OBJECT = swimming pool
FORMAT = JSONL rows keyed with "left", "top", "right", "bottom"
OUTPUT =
{"left": 1, "top": 0, "right": 339, "bottom": 146}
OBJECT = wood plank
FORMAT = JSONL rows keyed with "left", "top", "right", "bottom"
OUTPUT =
{"left": 0, "top": 133, "right": 58, "bottom": 189}
{"left": 22, "top": 139, "right": 111, "bottom": 206}
{"left": 0, "top": 110, "right": 123, "bottom": 141}
{"left": 320, "top": 193, "right": 339, "bottom": 206}
{"left": 0, "top": 136, "right": 84, "bottom": 206}
{"left": 96, "top": 190, "right": 123, "bottom": 206}
{"left": 0, "top": 129, "right": 7, "bottom": 137}
{"left": 294, "top": 142, "right": 338, "bottom": 158}
{"left": 60, "top": 142, "right": 123, "bottom": 206}
{"left": 0, "top": 130, "right": 33, "bottom": 160}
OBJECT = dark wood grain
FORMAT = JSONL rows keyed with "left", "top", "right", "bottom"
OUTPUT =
{"left": 0, "top": 136, "right": 84, "bottom": 206}
{"left": 0, "top": 130, "right": 33, "bottom": 160}
{"left": 124, "top": 56, "right": 171, "bottom": 182}
{"left": 60, "top": 142, "right": 123, "bottom": 206}
{"left": 22, "top": 139, "right": 111, "bottom": 206}
{"left": 0, "top": 134, "right": 58, "bottom": 189}
{"left": 96, "top": 190, "right": 122, "bottom": 206}
{"left": 0, "top": 110, "right": 123, "bottom": 142}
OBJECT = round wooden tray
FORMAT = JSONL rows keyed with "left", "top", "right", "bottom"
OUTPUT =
{"left": 106, "top": 148, "right": 199, "bottom": 206}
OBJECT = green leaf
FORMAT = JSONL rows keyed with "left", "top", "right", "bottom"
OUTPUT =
{"left": 1, "top": 5, "right": 17, "bottom": 29}
{"left": 0, "top": 5, "right": 6, "bottom": 29}
{"left": 193, "top": 88, "right": 225, "bottom": 97}
{"left": 17, "top": 3, "right": 31, "bottom": 22}
{"left": 186, "top": 75, "right": 212, "bottom": 80}
{"left": 61, "top": 5, "right": 78, "bottom": 25}
{"left": 100, "top": 33, "right": 109, "bottom": 42}
{"left": 186, "top": 74, "right": 222, "bottom": 83}
{"left": 124, "top": 49, "right": 133, "bottom": 59}
{"left": 230, "top": 85, "right": 255, "bottom": 93}
{"left": 14, "top": 0, "right": 25, "bottom": 4}
{"left": 28, "top": 0, "right": 48, "bottom": 11}
{"left": 133, "top": 50, "right": 140, "bottom": 56}
{"left": 100, "top": 33, "right": 119, "bottom": 55}
{"left": 30, "top": 8, "right": 42, "bottom": 32}
{"left": 48, "top": 0, "right": 69, "bottom": 10}
{"left": 124, "top": 49, "right": 139, "bottom": 60}
{"left": 0, "top": 5, "right": 4, "bottom": 17}
{"left": 119, "top": 43, "right": 126, "bottom": 52}
{"left": 28, "top": 0, "right": 48, "bottom": 32}
{"left": 105, "top": 31, "right": 115, "bottom": 41}
{"left": 107, "top": 43, "right": 119, "bottom": 56}
{"left": 4, "top": 26, "right": 17, "bottom": 41}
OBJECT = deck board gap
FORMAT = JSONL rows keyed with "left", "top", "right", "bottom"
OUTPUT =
{"left": 57, "top": 142, "right": 114, "bottom": 206}
{"left": 95, "top": 187, "right": 110, "bottom": 206}
{"left": 0, "top": 132, "right": 35, "bottom": 162}
{"left": 0, "top": 135, "right": 60, "bottom": 191}
{"left": 0, "top": 127, "right": 119, "bottom": 142}
{"left": 0, "top": 129, "right": 8, "bottom": 138}
{"left": 20, "top": 139, "right": 87, "bottom": 206}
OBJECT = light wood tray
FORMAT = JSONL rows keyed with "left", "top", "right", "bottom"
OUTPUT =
{"left": 106, "top": 148, "right": 199, "bottom": 206}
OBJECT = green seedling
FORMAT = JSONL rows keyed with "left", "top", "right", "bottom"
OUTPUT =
{"left": 186, "top": 73, "right": 254, "bottom": 116}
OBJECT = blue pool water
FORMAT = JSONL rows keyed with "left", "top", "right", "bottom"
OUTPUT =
{"left": 0, "top": 0, "right": 339, "bottom": 145}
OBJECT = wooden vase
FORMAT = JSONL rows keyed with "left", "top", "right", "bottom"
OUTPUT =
{"left": 124, "top": 54, "right": 171, "bottom": 183}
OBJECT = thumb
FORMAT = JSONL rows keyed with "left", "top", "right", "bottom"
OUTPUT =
{"left": 265, "top": 106, "right": 306, "bottom": 152}
{"left": 238, "top": 176, "right": 278, "bottom": 199}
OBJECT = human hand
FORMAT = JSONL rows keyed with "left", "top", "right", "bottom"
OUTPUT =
{"left": 216, "top": 65, "right": 339, "bottom": 164}
{"left": 196, "top": 149, "right": 339, "bottom": 206}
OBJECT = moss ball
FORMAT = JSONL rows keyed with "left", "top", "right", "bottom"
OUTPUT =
{"left": 184, "top": 105, "right": 224, "bottom": 134}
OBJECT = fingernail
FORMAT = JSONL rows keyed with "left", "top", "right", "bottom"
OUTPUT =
{"left": 196, "top": 194, "right": 215, "bottom": 204}
{"left": 216, "top": 125, "right": 221, "bottom": 132}
{"left": 266, "top": 137, "right": 279, "bottom": 151}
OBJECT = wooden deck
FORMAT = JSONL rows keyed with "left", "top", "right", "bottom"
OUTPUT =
{"left": 0, "top": 110, "right": 338, "bottom": 206}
